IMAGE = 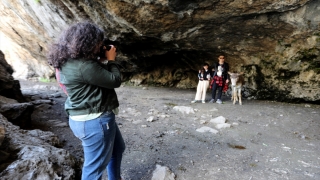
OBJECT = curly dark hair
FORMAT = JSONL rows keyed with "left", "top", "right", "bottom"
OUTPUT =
{"left": 47, "top": 22, "right": 104, "bottom": 69}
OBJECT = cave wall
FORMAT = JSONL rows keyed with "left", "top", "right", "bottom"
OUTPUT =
{"left": 0, "top": 0, "right": 319, "bottom": 102}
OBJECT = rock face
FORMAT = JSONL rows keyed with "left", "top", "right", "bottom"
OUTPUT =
{"left": 0, "top": 51, "right": 32, "bottom": 127}
{"left": 0, "top": 0, "right": 319, "bottom": 102}
{"left": 0, "top": 114, "right": 76, "bottom": 180}
{"left": 0, "top": 98, "right": 34, "bottom": 128}
{"left": 0, "top": 51, "right": 25, "bottom": 102}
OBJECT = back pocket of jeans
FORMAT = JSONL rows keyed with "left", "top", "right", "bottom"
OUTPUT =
{"left": 69, "top": 120, "right": 85, "bottom": 139}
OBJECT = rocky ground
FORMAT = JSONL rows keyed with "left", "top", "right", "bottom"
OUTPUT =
{"left": 19, "top": 79, "right": 320, "bottom": 180}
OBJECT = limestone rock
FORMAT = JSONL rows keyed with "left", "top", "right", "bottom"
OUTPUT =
{"left": 0, "top": 51, "right": 25, "bottom": 102}
{"left": 1, "top": 145, "right": 75, "bottom": 180}
{"left": 0, "top": 114, "right": 76, "bottom": 179}
{"left": 210, "top": 116, "right": 227, "bottom": 124}
{"left": 151, "top": 164, "right": 176, "bottom": 180}
{"left": 173, "top": 106, "right": 195, "bottom": 114}
{"left": 196, "top": 126, "right": 219, "bottom": 134}
{"left": 232, "top": 122, "right": 239, "bottom": 126}
{"left": 0, "top": 96, "right": 18, "bottom": 104}
{"left": 147, "top": 116, "right": 155, "bottom": 122}
{"left": 216, "top": 123, "right": 231, "bottom": 129}
{"left": 0, "top": 102, "right": 34, "bottom": 128}
{"left": 199, "top": 120, "right": 207, "bottom": 124}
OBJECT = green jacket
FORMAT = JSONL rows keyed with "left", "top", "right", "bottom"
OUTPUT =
{"left": 57, "top": 59, "right": 121, "bottom": 116}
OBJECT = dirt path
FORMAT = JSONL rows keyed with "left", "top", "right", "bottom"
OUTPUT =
{"left": 19, "top": 80, "right": 320, "bottom": 180}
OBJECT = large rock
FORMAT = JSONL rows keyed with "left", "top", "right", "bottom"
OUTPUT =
{"left": 0, "top": 1, "right": 319, "bottom": 102}
{"left": 0, "top": 99, "right": 34, "bottom": 128}
{"left": 0, "top": 114, "right": 76, "bottom": 180}
{"left": 0, "top": 51, "right": 25, "bottom": 102}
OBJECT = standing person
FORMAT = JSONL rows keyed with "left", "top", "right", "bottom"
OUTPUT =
{"left": 47, "top": 22, "right": 125, "bottom": 180}
{"left": 191, "top": 63, "right": 211, "bottom": 103}
{"left": 210, "top": 54, "right": 229, "bottom": 104}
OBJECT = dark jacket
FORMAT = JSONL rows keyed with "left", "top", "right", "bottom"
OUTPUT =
{"left": 57, "top": 59, "right": 121, "bottom": 116}
{"left": 212, "top": 62, "right": 229, "bottom": 80}
{"left": 198, "top": 70, "right": 211, "bottom": 80}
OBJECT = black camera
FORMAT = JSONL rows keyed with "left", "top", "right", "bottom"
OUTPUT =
{"left": 99, "top": 39, "right": 114, "bottom": 58}
{"left": 99, "top": 39, "right": 118, "bottom": 58}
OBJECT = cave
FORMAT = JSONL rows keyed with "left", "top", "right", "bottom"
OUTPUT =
{"left": 0, "top": 0, "right": 320, "bottom": 179}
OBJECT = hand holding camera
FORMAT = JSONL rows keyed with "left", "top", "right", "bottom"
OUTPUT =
{"left": 105, "top": 45, "right": 116, "bottom": 61}
{"left": 99, "top": 39, "right": 117, "bottom": 62}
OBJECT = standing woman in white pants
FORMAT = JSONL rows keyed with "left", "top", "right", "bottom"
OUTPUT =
{"left": 191, "top": 63, "right": 211, "bottom": 103}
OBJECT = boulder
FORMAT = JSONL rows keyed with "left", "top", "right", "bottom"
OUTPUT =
{"left": 0, "top": 51, "right": 25, "bottom": 102}
{"left": 0, "top": 114, "right": 76, "bottom": 180}
{"left": 0, "top": 102, "right": 34, "bottom": 128}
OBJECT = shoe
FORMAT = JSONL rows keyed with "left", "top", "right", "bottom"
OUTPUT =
{"left": 191, "top": 100, "right": 197, "bottom": 103}
{"left": 216, "top": 99, "right": 222, "bottom": 104}
{"left": 202, "top": 100, "right": 205, "bottom": 103}
{"left": 209, "top": 99, "right": 215, "bottom": 103}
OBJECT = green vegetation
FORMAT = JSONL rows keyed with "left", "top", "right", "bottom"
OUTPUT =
{"left": 38, "top": 77, "right": 51, "bottom": 83}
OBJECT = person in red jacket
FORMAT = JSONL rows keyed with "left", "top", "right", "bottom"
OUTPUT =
{"left": 209, "top": 54, "right": 229, "bottom": 104}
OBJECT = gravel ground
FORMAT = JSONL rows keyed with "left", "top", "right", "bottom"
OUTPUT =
{"left": 19, "top": 80, "right": 320, "bottom": 180}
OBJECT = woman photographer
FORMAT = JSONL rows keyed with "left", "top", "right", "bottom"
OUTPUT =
{"left": 47, "top": 22, "right": 125, "bottom": 180}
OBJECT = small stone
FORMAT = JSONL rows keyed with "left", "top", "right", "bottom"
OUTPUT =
{"left": 132, "top": 120, "right": 142, "bottom": 124}
{"left": 173, "top": 106, "right": 195, "bottom": 114}
{"left": 142, "top": 87, "right": 148, "bottom": 90}
{"left": 199, "top": 120, "right": 206, "bottom": 124}
{"left": 141, "top": 125, "right": 147, "bottom": 128}
{"left": 147, "top": 116, "right": 155, "bottom": 122}
{"left": 232, "top": 122, "right": 239, "bottom": 126}
{"left": 151, "top": 164, "right": 175, "bottom": 180}
{"left": 210, "top": 116, "right": 226, "bottom": 124}
{"left": 215, "top": 123, "right": 231, "bottom": 129}
{"left": 196, "top": 126, "right": 218, "bottom": 134}
{"left": 305, "top": 104, "right": 311, "bottom": 107}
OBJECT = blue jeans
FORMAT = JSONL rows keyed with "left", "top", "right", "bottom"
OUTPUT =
{"left": 211, "top": 82, "right": 223, "bottom": 100}
{"left": 69, "top": 111, "right": 125, "bottom": 180}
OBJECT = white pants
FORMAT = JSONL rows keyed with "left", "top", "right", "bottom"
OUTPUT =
{"left": 195, "top": 80, "right": 209, "bottom": 101}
